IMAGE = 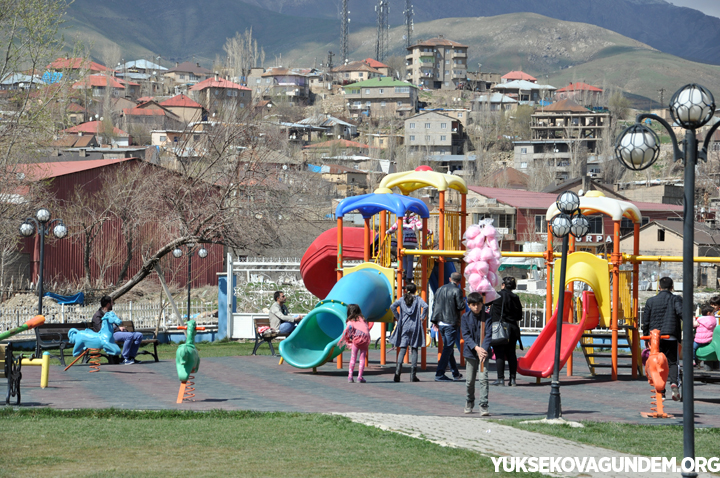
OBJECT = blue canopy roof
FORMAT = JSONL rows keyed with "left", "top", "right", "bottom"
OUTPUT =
{"left": 335, "top": 193, "right": 430, "bottom": 219}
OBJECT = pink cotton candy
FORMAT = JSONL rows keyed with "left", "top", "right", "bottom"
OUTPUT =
{"left": 480, "top": 247, "right": 495, "bottom": 262}
{"left": 478, "top": 278, "right": 491, "bottom": 291}
{"left": 488, "top": 271, "right": 499, "bottom": 288}
{"left": 483, "top": 225, "right": 498, "bottom": 239}
{"left": 464, "top": 262, "right": 478, "bottom": 275}
{"left": 465, "top": 225, "right": 482, "bottom": 240}
{"left": 465, "top": 248, "right": 483, "bottom": 263}
{"left": 485, "top": 289, "right": 498, "bottom": 303}
{"left": 467, "top": 236, "right": 485, "bottom": 249}
{"left": 487, "top": 237, "right": 499, "bottom": 251}
{"left": 468, "top": 273, "right": 484, "bottom": 291}
{"left": 488, "top": 257, "right": 500, "bottom": 271}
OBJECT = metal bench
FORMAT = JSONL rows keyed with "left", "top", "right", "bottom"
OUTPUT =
{"left": 115, "top": 321, "right": 159, "bottom": 362}
{"left": 34, "top": 322, "right": 89, "bottom": 366}
{"left": 252, "top": 317, "right": 287, "bottom": 356}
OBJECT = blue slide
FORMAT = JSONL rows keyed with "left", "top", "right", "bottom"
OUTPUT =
{"left": 279, "top": 267, "right": 393, "bottom": 369}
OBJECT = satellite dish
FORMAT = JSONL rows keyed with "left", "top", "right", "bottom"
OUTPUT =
{"left": 282, "top": 164, "right": 288, "bottom": 170}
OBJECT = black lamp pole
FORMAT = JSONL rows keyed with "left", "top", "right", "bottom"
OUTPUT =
{"left": 615, "top": 84, "right": 720, "bottom": 478}
{"left": 547, "top": 232, "right": 569, "bottom": 419}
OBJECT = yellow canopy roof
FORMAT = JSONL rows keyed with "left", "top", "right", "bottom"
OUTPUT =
{"left": 546, "top": 191, "right": 642, "bottom": 223}
{"left": 378, "top": 170, "right": 468, "bottom": 195}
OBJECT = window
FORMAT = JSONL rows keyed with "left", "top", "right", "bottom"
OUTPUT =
{"left": 256, "top": 78, "right": 261, "bottom": 84}
{"left": 394, "top": 87, "right": 410, "bottom": 93}
{"left": 159, "top": 135, "right": 166, "bottom": 142}
{"left": 441, "top": 123, "right": 447, "bottom": 129}
{"left": 520, "top": 162, "right": 528, "bottom": 169}
{"left": 366, "top": 101, "right": 371, "bottom": 106}
{"left": 345, "top": 73, "right": 350, "bottom": 78}
{"left": 381, "top": 101, "right": 386, "bottom": 107}
{"left": 410, "top": 135, "right": 415, "bottom": 141}
{"left": 397, "top": 101, "right": 402, "bottom": 106}
{"left": 658, "top": 229, "right": 665, "bottom": 242}
{"left": 425, "top": 135, "right": 431, "bottom": 141}
{"left": 193, "top": 134, "right": 200, "bottom": 141}
{"left": 444, "top": 82, "right": 449, "bottom": 86}
{"left": 266, "top": 78, "right": 271, "bottom": 83}
{"left": 379, "top": 89, "right": 384, "bottom": 94}
{"left": 359, "top": 72, "right": 364, "bottom": 77}
{"left": 458, "top": 112, "right": 463, "bottom": 118}
{"left": 477, "top": 214, "right": 515, "bottom": 230}
{"left": 445, "top": 71, "right": 449, "bottom": 75}
{"left": 379, "top": 139, "right": 384, "bottom": 145}
{"left": 587, "top": 216, "right": 603, "bottom": 235}
{"left": 365, "top": 89, "right": 370, "bottom": 95}
{"left": 409, "top": 123, "right": 415, "bottom": 129}
{"left": 521, "top": 147, "right": 528, "bottom": 154}
{"left": 446, "top": 60, "right": 450, "bottom": 64}
{"left": 179, "top": 74, "right": 185, "bottom": 80}
{"left": 240, "top": 103, "right": 245, "bottom": 108}
{"left": 440, "top": 135, "right": 446, "bottom": 141}
{"left": 425, "top": 123, "right": 430, "bottom": 128}
{"left": 535, "top": 215, "right": 547, "bottom": 233}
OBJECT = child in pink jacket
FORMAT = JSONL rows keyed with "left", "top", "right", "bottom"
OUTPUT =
{"left": 340, "top": 304, "right": 371, "bottom": 383}
{"left": 693, "top": 304, "right": 717, "bottom": 367}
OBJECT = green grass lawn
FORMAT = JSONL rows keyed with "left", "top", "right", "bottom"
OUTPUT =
{"left": 0, "top": 409, "right": 543, "bottom": 478}
{"left": 501, "top": 419, "right": 720, "bottom": 459}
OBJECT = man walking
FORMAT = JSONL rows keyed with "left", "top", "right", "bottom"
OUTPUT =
{"left": 642, "top": 277, "right": 683, "bottom": 401}
{"left": 432, "top": 271, "right": 465, "bottom": 382}
{"left": 92, "top": 296, "right": 143, "bottom": 365}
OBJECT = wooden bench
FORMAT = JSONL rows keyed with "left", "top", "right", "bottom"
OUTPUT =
{"left": 252, "top": 318, "right": 287, "bottom": 356}
{"left": 34, "top": 322, "right": 89, "bottom": 366}
{"left": 114, "top": 321, "right": 159, "bottom": 362}
{"left": 1, "top": 342, "right": 22, "bottom": 405}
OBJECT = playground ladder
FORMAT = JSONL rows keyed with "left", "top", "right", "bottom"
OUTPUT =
{"left": 580, "top": 325, "right": 642, "bottom": 376}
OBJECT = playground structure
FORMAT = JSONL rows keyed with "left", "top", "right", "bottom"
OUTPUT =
{"left": 285, "top": 169, "right": 720, "bottom": 380}
{"left": 176, "top": 320, "right": 205, "bottom": 403}
{"left": 641, "top": 330, "right": 673, "bottom": 419}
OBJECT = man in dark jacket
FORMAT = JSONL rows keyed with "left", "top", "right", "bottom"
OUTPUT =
{"left": 461, "top": 292, "right": 492, "bottom": 415}
{"left": 432, "top": 272, "right": 465, "bottom": 382}
{"left": 642, "top": 277, "right": 683, "bottom": 401}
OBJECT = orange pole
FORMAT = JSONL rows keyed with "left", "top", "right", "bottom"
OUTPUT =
{"left": 337, "top": 217, "right": 343, "bottom": 369}
{"left": 632, "top": 222, "right": 640, "bottom": 378}
{"left": 437, "top": 190, "right": 445, "bottom": 362}
{"left": 459, "top": 193, "right": 467, "bottom": 367}
{"left": 380, "top": 211, "right": 387, "bottom": 365}
{"left": 363, "top": 217, "right": 370, "bottom": 262}
{"left": 546, "top": 223, "right": 554, "bottom": 321}
{"left": 611, "top": 220, "right": 621, "bottom": 380}
{"left": 421, "top": 217, "right": 428, "bottom": 370}
{"left": 567, "top": 235, "right": 575, "bottom": 377}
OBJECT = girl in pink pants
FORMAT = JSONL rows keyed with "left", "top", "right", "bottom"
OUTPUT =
{"left": 340, "top": 304, "right": 370, "bottom": 383}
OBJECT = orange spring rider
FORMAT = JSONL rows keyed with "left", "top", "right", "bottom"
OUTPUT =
{"left": 640, "top": 330, "right": 673, "bottom": 419}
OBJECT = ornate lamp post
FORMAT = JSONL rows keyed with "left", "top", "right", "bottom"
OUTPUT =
{"left": 19, "top": 208, "right": 68, "bottom": 315}
{"left": 547, "top": 191, "right": 589, "bottom": 420}
{"left": 615, "top": 83, "right": 719, "bottom": 478}
{"left": 173, "top": 243, "right": 208, "bottom": 321}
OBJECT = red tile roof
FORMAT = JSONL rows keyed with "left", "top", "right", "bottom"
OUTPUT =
{"left": 117, "top": 77, "right": 140, "bottom": 87}
{"left": 47, "top": 58, "right": 110, "bottom": 72}
{"left": 160, "top": 94, "right": 203, "bottom": 108}
{"left": 123, "top": 107, "right": 172, "bottom": 116}
{"left": 189, "top": 77, "right": 250, "bottom": 91}
{"left": 304, "top": 139, "right": 369, "bottom": 149}
{"left": 62, "top": 120, "right": 129, "bottom": 137}
{"left": 502, "top": 71, "right": 537, "bottom": 82}
{"left": 136, "top": 96, "right": 155, "bottom": 103}
{"left": 556, "top": 82, "right": 603, "bottom": 93}
{"left": 18, "top": 158, "right": 135, "bottom": 180}
{"left": 543, "top": 99, "right": 590, "bottom": 113}
{"left": 66, "top": 103, "right": 86, "bottom": 112}
{"left": 72, "top": 74, "right": 125, "bottom": 89}
{"left": 331, "top": 61, "right": 382, "bottom": 74}
{"left": 363, "top": 58, "right": 388, "bottom": 69}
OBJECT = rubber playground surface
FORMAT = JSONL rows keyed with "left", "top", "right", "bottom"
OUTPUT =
{"left": 14, "top": 348, "right": 720, "bottom": 427}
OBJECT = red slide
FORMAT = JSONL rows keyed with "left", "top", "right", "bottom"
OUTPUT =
{"left": 517, "top": 291, "right": 600, "bottom": 378}
{"left": 300, "top": 227, "right": 366, "bottom": 299}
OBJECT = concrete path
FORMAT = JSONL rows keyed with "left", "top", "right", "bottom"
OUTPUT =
{"left": 341, "top": 413, "right": 719, "bottom": 478}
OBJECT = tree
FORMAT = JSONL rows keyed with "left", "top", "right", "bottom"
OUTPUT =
{"left": 608, "top": 90, "right": 630, "bottom": 121}
{"left": 224, "top": 28, "right": 265, "bottom": 82}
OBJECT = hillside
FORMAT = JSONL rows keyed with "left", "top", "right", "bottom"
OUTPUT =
{"left": 240, "top": 0, "right": 720, "bottom": 65}
{"left": 283, "top": 13, "right": 720, "bottom": 105}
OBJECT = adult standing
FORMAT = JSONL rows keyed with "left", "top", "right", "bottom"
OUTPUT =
{"left": 432, "top": 271, "right": 465, "bottom": 382}
{"left": 491, "top": 277, "right": 523, "bottom": 387}
{"left": 642, "top": 277, "right": 683, "bottom": 401}
{"left": 269, "top": 291, "right": 301, "bottom": 336}
{"left": 91, "top": 296, "right": 143, "bottom": 365}
{"left": 390, "top": 283, "right": 428, "bottom": 382}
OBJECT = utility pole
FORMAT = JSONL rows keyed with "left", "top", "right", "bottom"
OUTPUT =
{"left": 375, "top": 1, "right": 389, "bottom": 62}
{"left": 658, "top": 88, "right": 666, "bottom": 107}
{"left": 404, "top": 0, "right": 414, "bottom": 49}
{"left": 341, "top": 0, "right": 349, "bottom": 64}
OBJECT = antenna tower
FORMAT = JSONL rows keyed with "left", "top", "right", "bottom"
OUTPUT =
{"left": 404, "top": 0, "right": 414, "bottom": 49}
{"left": 375, "top": 1, "right": 389, "bottom": 62}
{"left": 341, "top": 0, "right": 349, "bottom": 64}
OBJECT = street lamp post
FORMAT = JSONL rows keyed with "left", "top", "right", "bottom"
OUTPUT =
{"left": 19, "top": 209, "right": 68, "bottom": 315}
{"left": 615, "top": 83, "right": 719, "bottom": 478}
{"left": 173, "top": 243, "right": 208, "bottom": 321}
{"left": 547, "top": 191, "right": 590, "bottom": 420}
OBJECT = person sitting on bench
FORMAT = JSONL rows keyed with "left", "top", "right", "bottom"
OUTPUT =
{"left": 269, "top": 291, "right": 302, "bottom": 336}
{"left": 91, "top": 296, "right": 143, "bottom": 365}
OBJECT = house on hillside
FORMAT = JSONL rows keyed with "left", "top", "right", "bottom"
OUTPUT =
{"left": 164, "top": 62, "right": 214, "bottom": 93}
{"left": 471, "top": 93, "right": 517, "bottom": 112}
{"left": 492, "top": 79, "right": 555, "bottom": 105}
{"left": 46, "top": 58, "right": 110, "bottom": 78}
{"left": 482, "top": 167, "right": 529, "bottom": 190}
{"left": 62, "top": 120, "right": 131, "bottom": 147}
{"left": 303, "top": 139, "right": 369, "bottom": 161}
{"left": 620, "top": 220, "right": 720, "bottom": 288}
{"left": 115, "top": 60, "right": 166, "bottom": 96}
{"left": 159, "top": 94, "right": 205, "bottom": 123}
{"left": 501, "top": 71, "right": 537, "bottom": 84}
{"left": 615, "top": 181, "right": 684, "bottom": 205}
{"left": 297, "top": 114, "right": 357, "bottom": 138}
{"left": 0, "top": 73, "right": 45, "bottom": 90}
{"left": 405, "top": 35, "right": 468, "bottom": 90}
{"left": 254, "top": 67, "right": 312, "bottom": 105}
{"left": 189, "top": 75, "right": 251, "bottom": 118}
{"left": 531, "top": 99, "right": 610, "bottom": 153}
{"left": 555, "top": 82, "right": 604, "bottom": 107}
{"left": 343, "top": 77, "right": 418, "bottom": 119}
{"left": 72, "top": 74, "right": 127, "bottom": 99}
{"left": 331, "top": 61, "right": 383, "bottom": 85}
{"left": 121, "top": 101, "right": 183, "bottom": 140}
{"left": 405, "top": 111, "right": 463, "bottom": 156}
{"left": 363, "top": 58, "right": 391, "bottom": 77}
{"left": 320, "top": 164, "right": 369, "bottom": 197}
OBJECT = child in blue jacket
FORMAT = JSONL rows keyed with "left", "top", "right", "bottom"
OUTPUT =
{"left": 461, "top": 292, "right": 492, "bottom": 415}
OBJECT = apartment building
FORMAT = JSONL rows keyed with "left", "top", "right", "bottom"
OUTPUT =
{"left": 405, "top": 35, "right": 468, "bottom": 90}
{"left": 332, "top": 61, "right": 383, "bottom": 85}
{"left": 343, "top": 77, "right": 418, "bottom": 119}
{"left": 404, "top": 111, "right": 463, "bottom": 155}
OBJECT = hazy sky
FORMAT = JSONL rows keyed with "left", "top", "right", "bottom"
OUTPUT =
{"left": 667, "top": 0, "right": 720, "bottom": 19}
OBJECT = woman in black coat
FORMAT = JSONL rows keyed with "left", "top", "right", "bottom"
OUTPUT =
{"left": 490, "top": 276, "right": 523, "bottom": 386}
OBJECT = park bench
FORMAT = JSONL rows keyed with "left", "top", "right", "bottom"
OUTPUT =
{"left": 34, "top": 321, "right": 89, "bottom": 366}
{"left": 1, "top": 342, "right": 22, "bottom": 405}
{"left": 252, "top": 317, "right": 287, "bottom": 356}
{"left": 114, "top": 321, "right": 159, "bottom": 363}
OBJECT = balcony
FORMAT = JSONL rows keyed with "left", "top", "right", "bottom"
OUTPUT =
{"left": 452, "top": 51, "right": 467, "bottom": 58}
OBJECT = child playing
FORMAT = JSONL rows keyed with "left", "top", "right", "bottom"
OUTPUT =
{"left": 694, "top": 304, "right": 717, "bottom": 368}
{"left": 461, "top": 292, "right": 492, "bottom": 415}
{"left": 340, "top": 304, "right": 371, "bottom": 383}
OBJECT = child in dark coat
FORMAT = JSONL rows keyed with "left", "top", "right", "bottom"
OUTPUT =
{"left": 461, "top": 292, "right": 492, "bottom": 415}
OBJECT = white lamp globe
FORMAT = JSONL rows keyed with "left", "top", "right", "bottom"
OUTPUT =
{"left": 19, "top": 222, "right": 34, "bottom": 237}
{"left": 570, "top": 214, "right": 590, "bottom": 238}
{"left": 615, "top": 124, "right": 660, "bottom": 171}
{"left": 198, "top": 247, "right": 208, "bottom": 258}
{"left": 172, "top": 248, "right": 183, "bottom": 258}
{"left": 556, "top": 191, "right": 580, "bottom": 215}
{"left": 53, "top": 223, "right": 68, "bottom": 239}
{"left": 36, "top": 208, "right": 51, "bottom": 223}
{"left": 551, "top": 214, "right": 572, "bottom": 238}
{"left": 670, "top": 84, "right": 715, "bottom": 129}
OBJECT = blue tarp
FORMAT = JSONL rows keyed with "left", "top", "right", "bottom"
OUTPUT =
{"left": 44, "top": 291, "right": 85, "bottom": 305}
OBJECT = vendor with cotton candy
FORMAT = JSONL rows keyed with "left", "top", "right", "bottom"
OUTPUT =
{"left": 463, "top": 219, "right": 502, "bottom": 304}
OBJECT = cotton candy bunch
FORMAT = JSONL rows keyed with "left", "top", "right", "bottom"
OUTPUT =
{"left": 463, "top": 220, "right": 501, "bottom": 303}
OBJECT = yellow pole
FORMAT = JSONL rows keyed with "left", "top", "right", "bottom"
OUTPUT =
{"left": 41, "top": 352, "right": 50, "bottom": 389}
{"left": 546, "top": 223, "right": 554, "bottom": 326}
